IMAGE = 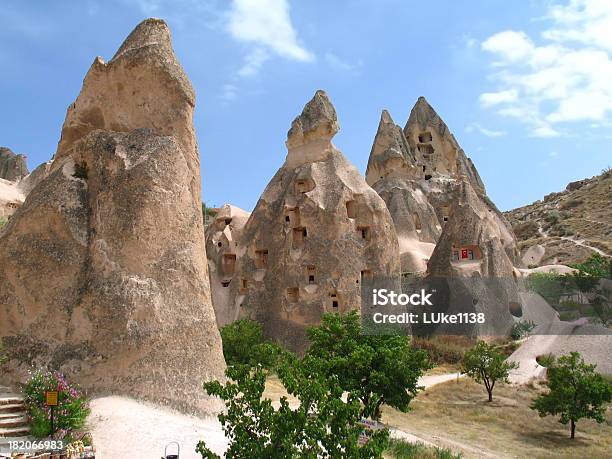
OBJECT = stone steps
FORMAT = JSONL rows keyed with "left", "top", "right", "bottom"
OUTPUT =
{"left": 0, "top": 415, "right": 27, "bottom": 429}
{"left": 0, "top": 387, "right": 29, "bottom": 438}
{"left": 0, "top": 425, "right": 30, "bottom": 438}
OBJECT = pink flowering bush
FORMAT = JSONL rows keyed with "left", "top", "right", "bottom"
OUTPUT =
{"left": 23, "top": 369, "right": 90, "bottom": 439}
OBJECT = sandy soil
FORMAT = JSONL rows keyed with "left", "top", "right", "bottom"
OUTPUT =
{"left": 89, "top": 397, "right": 227, "bottom": 459}
{"left": 88, "top": 372, "right": 463, "bottom": 458}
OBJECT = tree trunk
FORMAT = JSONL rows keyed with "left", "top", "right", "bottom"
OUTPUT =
{"left": 487, "top": 389, "right": 493, "bottom": 402}
{"left": 570, "top": 419, "right": 576, "bottom": 439}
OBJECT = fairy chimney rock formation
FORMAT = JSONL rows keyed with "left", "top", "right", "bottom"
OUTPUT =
{"left": 0, "top": 148, "right": 29, "bottom": 182}
{"left": 365, "top": 110, "right": 417, "bottom": 185}
{"left": 366, "top": 98, "right": 518, "bottom": 274}
{"left": 419, "top": 180, "right": 522, "bottom": 336}
{"left": 0, "top": 18, "right": 225, "bottom": 414}
{"left": 404, "top": 96, "right": 485, "bottom": 194}
{"left": 205, "top": 204, "right": 251, "bottom": 328}
{"left": 365, "top": 110, "right": 440, "bottom": 273}
{"left": 230, "top": 90, "right": 400, "bottom": 351}
{"left": 285, "top": 89, "right": 340, "bottom": 168}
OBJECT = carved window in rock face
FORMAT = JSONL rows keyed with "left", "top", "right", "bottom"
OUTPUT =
{"left": 414, "top": 214, "right": 422, "bottom": 231}
{"left": 329, "top": 292, "right": 339, "bottom": 310}
{"left": 307, "top": 265, "right": 316, "bottom": 284}
{"left": 222, "top": 253, "right": 236, "bottom": 275}
{"left": 255, "top": 249, "right": 268, "bottom": 269}
{"left": 224, "top": 218, "right": 232, "bottom": 225}
{"left": 284, "top": 207, "right": 300, "bottom": 227}
{"left": 286, "top": 287, "right": 299, "bottom": 303}
{"left": 418, "top": 132, "right": 433, "bottom": 143}
{"left": 240, "top": 278, "right": 248, "bottom": 293}
{"left": 346, "top": 200, "right": 357, "bottom": 219}
{"left": 451, "top": 245, "right": 482, "bottom": 262}
{"left": 221, "top": 280, "right": 231, "bottom": 288}
{"left": 295, "top": 178, "right": 314, "bottom": 194}
{"left": 360, "top": 270, "right": 373, "bottom": 285}
{"left": 293, "top": 227, "right": 307, "bottom": 246}
{"left": 357, "top": 226, "right": 371, "bottom": 241}
{"left": 418, "top": 144, "right": 434, "bottom": 156}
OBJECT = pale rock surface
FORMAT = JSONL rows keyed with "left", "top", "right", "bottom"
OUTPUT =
{"left": 366, "top": 110, "right": 440, "bottom": 272}
{"left": 0, "top": 147, "right": 28, "bottom": 182}
{"left": 508, "top": 322, "right": 612, "bottom": 384}
{"left": 205, "top": 204, "right": 251, "bottom": 328}
{"left": 229, "top": 91, "right": 400, "bottom": 351}
{"left": 421, "top": 180, "right": 523, "bottom": 336}
{"left": 0, "top": 18, "right": 225, "bottom": 415}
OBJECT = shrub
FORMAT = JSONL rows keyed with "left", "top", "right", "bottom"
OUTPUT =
{"left": 536, "top": 354, "right": 555, "bottom": 368}
{"left": 411, "top": 336, "right": 473, "bottom": 365}
{"left": 23, "top": 369, "right": 90, "bottom": 440}
{"left": 571, "top": 253, "right": 612, "bottom": 279}
{"left": 386, "top": 439, "right": 463, "bottom": 459}
{"left": 220, "top": 319, "right": 291, "bottom": 370}
{"left": 559, "top": 198, "right": 583, "bottom": 210}
{"left": 462, "top": 341, "right": 518, "bottom": 402}
{"left": 510, "top": 321, "right": 535, "bottom": 340}
{"left": 526, "top": 272, "right": 567, "bottom": 306}
{"left": 531, "top": 352, "right": 612, "bottom": 439}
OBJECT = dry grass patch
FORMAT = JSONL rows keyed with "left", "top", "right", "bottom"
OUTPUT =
{"left": 382, "top": 379, "right": 612, "bottom": 459}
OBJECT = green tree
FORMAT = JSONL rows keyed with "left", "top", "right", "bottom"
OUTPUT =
{"left": 527, "top": 272, "right": 567, "bottom": 306}
{"left": 196, "top": 362, "right": 389, "bottom": 458}
{"left": 531, "top": 352, "right": 612, "bottom": 439}
{"left": 305, "top": 312, "right": 431, "bottom": 419}
{"left": 462, "top": 341, "right": 518, "bottom": 402}
{"left": 571, "top": 253, "right": 612, "bottom": 279}
{"left": 0, "top": 217, "right": 7, "bottom": 231}
{"left": 220, "top": 319, "right": 290, "bottom": 370}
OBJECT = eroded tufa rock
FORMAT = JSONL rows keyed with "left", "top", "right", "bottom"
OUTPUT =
{"left": 0, "top": 18, "right": 225, "bottom": 415}
{"left": 0, "top": 147, "right": 29, "bottom": 182}
{"left": 205, "top": 204, "right": 251, "bottom": 328}
{"left": 227, "top": 91, "right": 400, "bottom": 351}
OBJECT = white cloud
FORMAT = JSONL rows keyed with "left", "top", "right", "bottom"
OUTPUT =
{"left": 324, "top": 51, "right": 363, "bottom": 73}
{"left": 466, "top": 123, "right": 507, "bottom": 137}
{"left": 221, "top": 84, "right": 239, "bottom": 102}
{"left": 479, "top": 89, "right": 518, "bottom": 107}
{"left": 227, "top": 0, "right": 313, "bottom": 63}
{"left": 220, "top": 0, "right": 313, "bottom": 102}
{"left": 236, "top": 48, "right": 270, "bottom": 77}
{"left": 479, "top": 0, "right": 612, "bottom": 137}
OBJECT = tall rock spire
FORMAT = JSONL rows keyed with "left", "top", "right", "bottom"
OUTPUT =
{"left": 404, "top": 96, "right": 485, "bottom": 194}
{"left": 365, "top": 110, "right": 416, "bottom": 186}
{"left": 223, "top": 90, "right": 400, "bottom": 351}
{"left": 285, "top": 90, "right": 340, "bottom": 167}
{"left": 0, "top": 18, "right": 225, "bottom": 415}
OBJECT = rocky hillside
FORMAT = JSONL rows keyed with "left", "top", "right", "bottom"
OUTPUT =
{"left": 505, "top": 169, "right": 612, "bottom": 267}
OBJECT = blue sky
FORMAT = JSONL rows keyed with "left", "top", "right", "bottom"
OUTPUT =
{"left": 1, "top": 0, "right": 610, "bottom": 212}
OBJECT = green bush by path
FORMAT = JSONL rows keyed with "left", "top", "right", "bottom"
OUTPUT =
{"left": 23, "top": 369, "right": 90, "bottom": 441}
{"left": 386, "top": 439, "right": 463, "bottom": 459}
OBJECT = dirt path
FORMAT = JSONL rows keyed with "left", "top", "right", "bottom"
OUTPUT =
{"left": 88, "top": 372, "right": 496, "bottom": 459}
{"left": 538, "top": 222, "right": 609, "bottom": 257}
{"left": 89, "top": 396, "right": 227, "bottom": 459}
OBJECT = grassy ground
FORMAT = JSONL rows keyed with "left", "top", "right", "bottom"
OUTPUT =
{"left": 382, "top": 378, "right": 612, "bottom": 459}
{"left": 263, "top": 373, "right": 611, "bottom": 458}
